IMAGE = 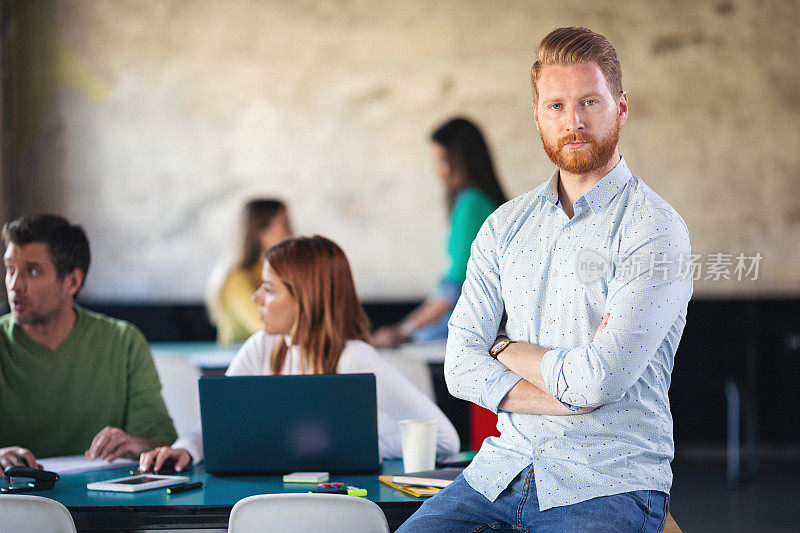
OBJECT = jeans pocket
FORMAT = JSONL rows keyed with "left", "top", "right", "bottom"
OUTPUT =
{"left": 627, "top": 489, "right": 652, "bottom": 513}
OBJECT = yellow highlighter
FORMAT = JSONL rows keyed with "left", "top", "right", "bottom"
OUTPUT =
{"left": 308, "top": 486, "right": 367, "bottom": 497}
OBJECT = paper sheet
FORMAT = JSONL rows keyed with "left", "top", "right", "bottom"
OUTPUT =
{"left": 38, "top": 455, "right": 138, "bottom": 475}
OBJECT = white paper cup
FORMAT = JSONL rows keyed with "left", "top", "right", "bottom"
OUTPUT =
{"left": 398, "top": 419, "right": 437, "bottom": 473}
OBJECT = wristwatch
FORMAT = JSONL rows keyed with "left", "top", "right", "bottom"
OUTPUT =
{"left": 490, "top": 338, "right": 512, "bottom": 358}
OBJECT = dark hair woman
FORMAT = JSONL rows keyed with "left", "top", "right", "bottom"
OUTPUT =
{"left": 373, "top": 117, "right": 507, "bottom": 347}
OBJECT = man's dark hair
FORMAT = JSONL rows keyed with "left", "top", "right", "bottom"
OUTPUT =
{"left": 2, "top": 214, "right": 91, "bottom": 295}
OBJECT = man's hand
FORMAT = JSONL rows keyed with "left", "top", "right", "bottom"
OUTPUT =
{"left": 85, "top": 426, "right": 159, "bottom": 462}
{"left": 139, "top": 446, "right": 193, "bottom": 473}
{"left": 0, "top": 446, "right": 41, "bottom": 476}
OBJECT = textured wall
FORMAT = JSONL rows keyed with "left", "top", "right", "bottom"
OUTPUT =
{"left": 6, "top": 0, "right": 800, "bottom": 301}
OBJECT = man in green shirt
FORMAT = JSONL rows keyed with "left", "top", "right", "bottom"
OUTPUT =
{"left": 0, "top": 214, "right": 177, "bottom": 474}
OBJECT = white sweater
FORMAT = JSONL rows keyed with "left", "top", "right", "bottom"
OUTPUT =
{"left": 174, "top": 332, "right": 460, "bottom": 462}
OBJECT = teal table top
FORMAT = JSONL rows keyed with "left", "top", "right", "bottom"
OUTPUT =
{"left": 1, "top": 460, "right": 424, "bottom": 530}
{"left": 150, "top": 341, "right": 240, "bottom": 369}
{"left": 150, "top": 341, "right": 236, "bottom": 354}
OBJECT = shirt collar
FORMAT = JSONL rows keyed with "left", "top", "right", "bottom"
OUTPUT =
{"left": 539, "top": 156, "right": 632, "bottom": 213}
{"left": 541, "top": 169, "right": 560, "bottom": 206}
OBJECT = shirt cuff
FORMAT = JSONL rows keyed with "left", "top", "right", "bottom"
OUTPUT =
{"left": 172, "top": 436, "right": 203, "bottom": 465}
{"left": 541, "top": 348, "right": 580, "bottom": 413}
{"left": 481, "top": 366, "right": 524, "bottom": 414}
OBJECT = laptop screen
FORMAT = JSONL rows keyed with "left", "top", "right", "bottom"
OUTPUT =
{"left": 199, "top": 374, "right": 380, "bottom": 474}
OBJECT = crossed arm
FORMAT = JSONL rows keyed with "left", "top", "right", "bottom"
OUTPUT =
{"left": 454, "top": 208, "right": 696, "bottom": 422}
{"left": 490, "top": 313, "right": 608, "bottom": 415}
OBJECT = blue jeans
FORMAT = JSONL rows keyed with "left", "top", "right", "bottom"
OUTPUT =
{"left": 397, "top": 465, "right": 669, "bottom": 533}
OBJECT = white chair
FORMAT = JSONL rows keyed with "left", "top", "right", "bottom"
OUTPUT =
{"left": 380, "top": 354, "right": 436, "bottom": 401}
{"left": 227, "top": 493, "right": 389, "bottom": 533}
{"left": 0, "top": 494, "right": 77, "bottom": 532}
{"left": 152, "top": 353, "right": 202, "bottom": 437}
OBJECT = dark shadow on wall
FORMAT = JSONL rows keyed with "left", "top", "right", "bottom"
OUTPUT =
{"left": 4, "top": 0, "right": 68, "bottom": 220}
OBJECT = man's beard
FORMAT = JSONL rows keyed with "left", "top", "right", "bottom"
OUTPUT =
{"left": 14, "top": 306, "right": 61, "bottom": 326}
{"left": 11, "top": 295, "right": 66, "bottom": 327}
{"left": 540, "top": 120, "right": 620, "bottom": 175}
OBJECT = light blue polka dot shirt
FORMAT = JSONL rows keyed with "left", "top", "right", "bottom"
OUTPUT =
{"left": 445, "top": 157, "right": 693, "bottom": 510}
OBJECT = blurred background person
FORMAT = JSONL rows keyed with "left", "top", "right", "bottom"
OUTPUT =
{"left": 206, "top": 199, "right": 292, "bottom": 344}
{"left": 373, "top": 117, "right": 507, "bottom": 347}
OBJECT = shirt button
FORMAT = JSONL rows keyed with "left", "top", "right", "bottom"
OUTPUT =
{"left": 551, "top": 270, "right": 557, "bottom": 277}
{"left": 546, "top": 318, "right": 553, "bottom": 325}
{"left": 535, "top": 448, "right": 543, "bottom": 455}
{"left": 563, "top": 227, "right": 570, "bottom": 233}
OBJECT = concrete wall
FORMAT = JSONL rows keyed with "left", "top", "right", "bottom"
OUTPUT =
{"left": 5, "top": 0, "right": 800, "bottom": 301}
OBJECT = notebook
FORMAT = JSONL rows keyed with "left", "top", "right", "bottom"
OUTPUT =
{"left": 198, "top": 374, "right": 380, "bottom": 474}
{"left": 382, "top": 467, "right": 464, "bottom": 488}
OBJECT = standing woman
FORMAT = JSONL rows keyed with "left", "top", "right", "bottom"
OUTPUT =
{"left": 206, "top": 199, "right": 292, "bottom": 344}
{"left": 141, "top": 236, "right": 460, "bottom": 471}
{"left": 373, "top": 117, "right": 507, "bottom": 347}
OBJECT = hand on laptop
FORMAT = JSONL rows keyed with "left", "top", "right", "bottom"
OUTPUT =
{"left": 0, "top": 446, "right": 41, "bottom": 476}
{"left": 139, "top": 446, "right": 192, "bottom": 473}
{"left": 85, "top": 426, "right": 162, "bottom": 462}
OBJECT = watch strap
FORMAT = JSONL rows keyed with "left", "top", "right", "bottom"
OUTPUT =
{"left": 490, "top": 338, "right": 512, "bottom": 358}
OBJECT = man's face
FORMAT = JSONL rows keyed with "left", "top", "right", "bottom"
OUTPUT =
{"left": 534, "top": 62, "right": 628, "bottom": 176}
{"left": 3, "top": 242, "right": 80, "bottom": 326}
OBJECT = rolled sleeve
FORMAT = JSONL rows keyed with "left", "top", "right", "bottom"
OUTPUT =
{"left": 483, "top": 367, "right": 523, "bottom": 414}
{"left": 541, "top": 348, "right": 581, "bottom": 412}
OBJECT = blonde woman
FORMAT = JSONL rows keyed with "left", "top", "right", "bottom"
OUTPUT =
{"left": 206, "top": 199, "right": 292, "bottom": 344}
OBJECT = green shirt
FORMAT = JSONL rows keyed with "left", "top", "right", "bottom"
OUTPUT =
{"left": 444, "top": 188, "right": 499, "bottom": 284}
{"left": 0, "top": 306, "right": 177, "bottom": 458}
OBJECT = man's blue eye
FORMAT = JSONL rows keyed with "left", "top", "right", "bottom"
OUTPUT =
{"left": 550, "top": 103, "right": 562, "bottom": 110}
{"left": 584, "top": 100, "right": 596, "bottom": 106}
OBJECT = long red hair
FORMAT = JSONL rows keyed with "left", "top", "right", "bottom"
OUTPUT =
{"left": 265, "top": 235, "right": 371, "bottom": 375}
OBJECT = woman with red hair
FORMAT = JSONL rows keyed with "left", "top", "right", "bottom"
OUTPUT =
{"left": 141, "top": 236, "right": 459, "bottom": 472}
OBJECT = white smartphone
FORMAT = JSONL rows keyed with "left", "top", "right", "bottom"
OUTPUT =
{"left": 87, "top": 474, "right": 190, "bottom": 492}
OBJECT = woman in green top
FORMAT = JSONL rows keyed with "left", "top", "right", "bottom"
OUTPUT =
{"left": 373, "top": 117, "right": 507, "bottom": 347}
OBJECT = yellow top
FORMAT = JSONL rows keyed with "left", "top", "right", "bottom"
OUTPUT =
{"left": 216, "top": 262, "right": 263, "bottom": 344}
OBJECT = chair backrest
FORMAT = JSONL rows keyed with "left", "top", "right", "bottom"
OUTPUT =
{"left": 0, "top": 494, "right": 77, "bottom": 533}
{"left": 381, "top": 355, "right": 435, "bottom": 401}
{"left": 152, "top": 353, "right": 202, "bottom": 436}
{"left": 228, "top": 493, "right": 389, "bottom": 533}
